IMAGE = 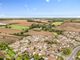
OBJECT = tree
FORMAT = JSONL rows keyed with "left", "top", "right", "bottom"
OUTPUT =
{"left": 5, "top": 25, "right": 8, "bottom": 28}
{"left": 20, "top": 32, "right": 24, "bottom": 35}
{"left": 57, "top": 56, "right": 64, "bottom": 60}
{"left": 75, "top": 51, "right": 80, "bottom": 60}
{"left": 22, "top": 53, "right": 30, "bottom": 60}
{"left": 0, "top": 43, "right": 9, "bottom": 50}
{"left": 39, "top": 57, "right": 44, "bottom": 60}
{"left": 0, "top": 58, "right": 4, "bottom": 60}
{"left": 62, "top": 48, "right": 71, "bottom": 56}
{"left": 33, "top": 54, "right": 42, "bottom": 60}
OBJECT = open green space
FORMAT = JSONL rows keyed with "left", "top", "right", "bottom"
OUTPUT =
{"left": 0, "top": 24, "right": 30, "bottom": 31}
{"left": 52, "top": 22, "right": 63, "bottom": 26}
{"left": 8, "top": 24, "right": 29, "bottom": 30}
{"left": 57, "top": 56, "right": 64, "bottom": 60}
{"left": 0, "top": 25, "right": 6, "bottom": 28}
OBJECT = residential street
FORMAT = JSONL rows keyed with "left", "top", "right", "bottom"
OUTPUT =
{"left": 66, "top": 46, "right": 80, "bottom": 60}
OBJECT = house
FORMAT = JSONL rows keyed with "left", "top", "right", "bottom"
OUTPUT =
{"left": 0, "top": 23, "right": 7, "bottom": 25}
{"left": 0, "top": 51, "right": 5, "bottom": 58}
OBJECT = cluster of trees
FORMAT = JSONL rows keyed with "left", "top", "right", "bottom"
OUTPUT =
{"left": 30, "top": 23, "right": 63, "bottom": 34}
{"left": 0, "top": 43, "right": 16, "bottom": 60}
{"left": 62, "top": 48, "right": 72, "bottom": 56}
{"left": 13, "top": 32, "right": 27, "bottom": 36}
{"left": 30, "top": 23, "right": 53, "bottom": 31}
{"left": 13, "top": 29, "right": 29, "bottom": 36}
{"left": 27, "top": 19, "right": 35, "bottom": 22}
{"left": 5, "top": 25, "right": 11, "bottom": 28}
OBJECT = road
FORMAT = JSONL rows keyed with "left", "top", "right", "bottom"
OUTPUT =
{"left": 66, "top": 46, "right": 80, "bottom": 60}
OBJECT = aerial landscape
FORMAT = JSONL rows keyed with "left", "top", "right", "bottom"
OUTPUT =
{"left": 0, "top": 0, "right": 80, "bottom": 60}
{"left": 0, "top": 18, "right": 80, "bottom": 60}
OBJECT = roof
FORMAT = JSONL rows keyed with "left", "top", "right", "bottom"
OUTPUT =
{"left": 0, "top": 51, "right": 5, "bottom": 58}
{"left": 0, "top": 23, "right": 7, "bottom": 25}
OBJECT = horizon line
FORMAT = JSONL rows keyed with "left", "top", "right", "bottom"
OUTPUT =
{"left": 0, "top": 16, "right": 80, "bottom": 18}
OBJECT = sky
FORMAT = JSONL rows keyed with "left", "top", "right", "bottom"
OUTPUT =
{"left": 0, "top": 0, "right": 80, "bottom": 18}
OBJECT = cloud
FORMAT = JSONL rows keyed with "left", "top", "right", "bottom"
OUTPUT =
{"left": 46, "top": 0, "right": 50, "bottom": 3}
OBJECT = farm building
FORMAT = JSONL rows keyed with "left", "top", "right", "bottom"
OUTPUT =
{"left": 0, "top": 23, "right": 7, "bottom": 25}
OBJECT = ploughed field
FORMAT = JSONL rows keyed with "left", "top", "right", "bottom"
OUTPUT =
{"left": 0, "top": 20, "right": 31, "bottom": 44}
{"left": 0, "top": 35, "right": 22, "bottom": 44}
{"left": 0, "top": 28, "right": 22, "bottom": 34}
{"left": 57, "top": 22, "right": 80, "bottom": 32}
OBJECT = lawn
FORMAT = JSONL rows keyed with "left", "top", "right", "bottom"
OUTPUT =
{"left": 52, "top": 22, "right": 63, "bottom": 26}
{"left": 8, "top": 24, "right": 29, "bottom": 31}
{"left": 52, "top": 32, "right": 58, "bottom": 36}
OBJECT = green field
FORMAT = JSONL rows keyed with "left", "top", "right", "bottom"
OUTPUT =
{"left": 0, "top": 24, "right": 29, "bottom": 31}
{"left": 8, "top": 25, "right": 29, "bottom": 30}
{"left": 0, "top": 25, "right": 6, "bottom": 28}
{"left": 52, "top": 22, "right": 63, "bottom": 26}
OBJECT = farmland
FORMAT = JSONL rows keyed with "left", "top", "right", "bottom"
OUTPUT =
{"left": 7, "top": 24, "right": 29, "bottom": 30}
{"left": 0, "top": 18, "right": 80, "bottom": 60}
{"left": 52, "top": 22, "right": 63, "bottom": 26}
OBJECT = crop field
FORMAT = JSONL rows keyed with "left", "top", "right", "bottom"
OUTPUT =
{"left": 57, "top": 22, "right": 80, "bottom": 32}
{"left": 0, "top": 28, "right": 21, "bottom": 34}
{"left": 0, "top": 24, "right": 29, "bottom": 31}
{"left": 0, "top": 25, "right": 6, "bottom": 28}
{"left": 8, "top": 24, "right": 29, "bottom": 31}
{"left": 52, "top": 22, "right": 63, "bottom": 26}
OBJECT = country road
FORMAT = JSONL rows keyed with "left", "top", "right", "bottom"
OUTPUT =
{"left": 66, "top": 46, "right": 80, "bottom": 60}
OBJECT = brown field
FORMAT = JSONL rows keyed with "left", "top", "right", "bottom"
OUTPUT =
{"left": 0, "top": 28, "right": 21, "bottom": 34}
{"left": 7, "top": 20, "right": 35, "bottom": 26}
{"left": 15, "top": 21, "right": 35, "bottom": 26}
{"left": 0, "top": 35, "right": 22, "bottom": 44}
{"left": 58, "top": 22, "right": 80, "bottom": 32}
{"left": 26, "top": 30, "right": 53, "bottom": 36}
{"left": 0, "top": 20, "right": 34, "bottom": 26}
